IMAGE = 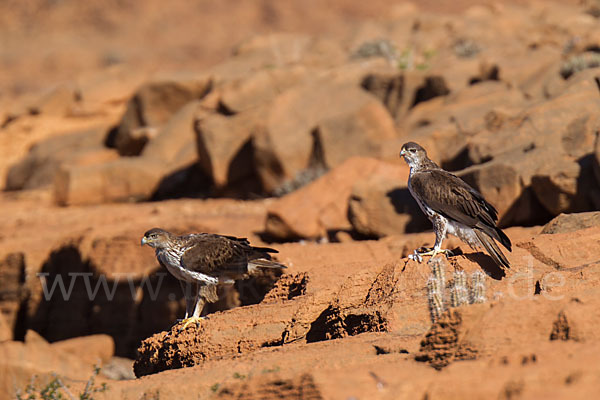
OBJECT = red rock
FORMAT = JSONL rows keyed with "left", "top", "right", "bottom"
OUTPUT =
{"left": 5, "top": 126, "right": 113, "bottom": 191}
{"left": 265, "top": 158, "right": 393, "bottom": 240}
{"left": 196, "top": 108, "right": 266, "bottom": 188}
{"left": 254, "top": 82, "right": 395, "bottom": 193}
{"left": 541, "top": 212, "right": 600, "bottom": 234}
{"left": 115, "top": 74, "right": 212, "bottom": 156}
{"left": 361, "top": 70, "right": 449, "bottom": 120}
{"left": 0, "top": 252, "right": 26, "bottom": 340}
{"left": 531, "top": 156, "right": 596, "bottom": 216}
{"left": 219, "top": 66, "right": 307, "bottom": 114}
{"left": 232, "top": 34, "right": 345, "bottom": 70}
{"left": 28, "top": 84, "right": 80, "bottom": 117}
{"left": 459, "top": 148, "right": 554, "bottom": 227}
{"left": 53, "top": 158, "right": 166, "bottom": 206}
{"left": 594, "top": 127, "right": 600, "bottom": 185}
{"left": 51, "top": 334, "right": 114, "bottom": 366}
{"left": 405, "top": 82, "right": 527, "bottom": 167}
{"left": 348, "top": 163, "right": 430, "bottom": 237}
{"left": 316, "top": 98, "right": 398, "bottom": 167}
{"left": 469, "top": 75, "right": 600, "bottom": 165}
{"left": 1, "top": 330, "right": 102, "bottom": 399}
{"left": 461, "top": 160, "right": 520, "bottom": 218}
{"left": 407, "top": 81, "right": 526, "bottom": 135}
{"left": 0, "top": 313, "right": 10, "bottom": 342}
{"left": 142, "top": 100, "right": 200, "bottom": 167}
{"left": 517, "top": 226, "right": 600, "bottom": 270}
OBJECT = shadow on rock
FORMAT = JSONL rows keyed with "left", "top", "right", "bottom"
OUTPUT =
{"left": 463, "top": 253, "right": 506, "bottom": 280}
{"left": 386, "top": 188, "right": 430, "bottom": 233}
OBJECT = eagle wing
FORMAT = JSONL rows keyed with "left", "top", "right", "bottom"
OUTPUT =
{"left": 179, "top": 234, "right": 278, "bottom": 277}
{"left": 410, "top": 169, "right": 511, "bottom": 251}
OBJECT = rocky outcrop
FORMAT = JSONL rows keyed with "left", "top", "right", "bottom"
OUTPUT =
{"left": 1, "top": 331, "right": 114, "bottom": 398}
{"left": 5, "top": 127, "right": 117, "bottom": 191}
{"left": 195, "top": 108, "right": 265, "bottom": 189}
{"left": 253, "top": 82, "right": 398, "bottom": 193}
{"left": 264, "top": 158, "right": 401, "bottom": 240}
{"left": 130, "top": 225, "right": 600, "bottom": 391}
{"left": 541, "top": 211, "right": 600, "bottom": 234}
{"left": 53, "top": 157, "right": 167, "bottom": 206}
{"left": 348, "top": 162, "right": 430, "bottom": 237}
{"left": 113, "top": 74, "right": 212, "bottom": 156}
{"left": 0, "top": 252, "right": 27, "bottom": 341}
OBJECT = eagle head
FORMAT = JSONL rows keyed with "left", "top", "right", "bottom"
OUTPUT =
{"left": 141, "top": 228, "right": 171, "bottom": 249}
{"left": 400, "top": 142, "right": 428, "bottom": 169}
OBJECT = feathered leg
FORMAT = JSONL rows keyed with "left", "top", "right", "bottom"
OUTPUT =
{"left": 178, "top": 283, "right": 217, "bottom": 332}
{"left": 178, "top": 282, "right": 207, "bottom": 332}
{"left": 179, "top": 281, "right": 197, "bottom": 319}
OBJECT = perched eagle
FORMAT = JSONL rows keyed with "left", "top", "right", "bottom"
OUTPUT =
{"left": 399, "top": 142, "right": 512, "bottom": 268}
{"left": 141, "top": 228, "right": 286, "bottom": 329}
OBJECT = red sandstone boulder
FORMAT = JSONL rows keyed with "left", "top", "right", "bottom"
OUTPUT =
{"left": 140, "top": 101, "right": 201, "bottom": 167}
{"left": 53, "top": 157, "right": 167, "bottom": 206}
{"left": 541, "top": 212, "right": 600, "bottom": 234}
{"left": 218, "top": 66, "right": 308, "bottom": 114}
{"left": 5, "top": 127, "right": 117, "bottom": 191}
{"left": 195, "top": 108, "right": 266, "bottom": 188}
{"left": 0, "top": 314, "right": 10, "bottom": 342}
{"left": 0, "top": 331, "right": 112, "bottom": 399}
{"left": 0, "top": 252, "right": 27, "bottom": 339}
{"left": 265, "top": 158, "right": 396, "bottom": 240}
{"left": 254, "top": 82, "right": 398, "bottom": 193}
{"left": 28, "top": 84, "right": 80, "bottom": 117}
{"left": 114, "top": 74, "right": 212, "bottom": 156}
{"left": 348, "top": 162, "right": 430, "bottom": 237}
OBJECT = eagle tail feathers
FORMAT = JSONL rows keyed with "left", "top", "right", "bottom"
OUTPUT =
{"left": 251, "top": 246, "right": 279, "bottom": 254}
{"left": 248, "top": 259, "right": 287, "bottom": 274}
{"left": 495, "top": 227, "right": 512, "bottom": 251}
{"left": 474, "top": 230, "right": 510, "bottom": 269}
{"left": 477, "top": 223, "right": 512, "bottom": 252}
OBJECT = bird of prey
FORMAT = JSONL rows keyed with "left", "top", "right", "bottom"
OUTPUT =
{"left": 141, "top": 228, "right": 286, "bottom": 330}
{"left": 399, "top": 142, "right": 511, "bottom": 268}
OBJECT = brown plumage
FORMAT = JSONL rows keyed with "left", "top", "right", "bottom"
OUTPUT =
{"left": 177, "top": 233, "right": 281, "bottom": 277}
{"left": 141, "top": 228, "right": 286, "bottom": 325}
{"left": 400, "top": 142, "right": 511, "bottom": 268}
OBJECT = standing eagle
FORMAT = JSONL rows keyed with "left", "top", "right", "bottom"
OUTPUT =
{"left": 141, "top": 228, "right": 286, "bottom": 330}
{"left": 399, "top": 142, "right": 511, "bottom": 268}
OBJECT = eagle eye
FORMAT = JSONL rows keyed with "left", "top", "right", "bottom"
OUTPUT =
{"left": 409, "top": 148, "right": 416, "bottom": 153}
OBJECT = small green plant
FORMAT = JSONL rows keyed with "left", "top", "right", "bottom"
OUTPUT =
{"left": 398, "top": 48, "right": 436, "bottom": 71}
{"left": 17, "top": 376, "right": 66, "bottom": 400}
{"left": 262, "top": 366, "right": 281, "bottom": 374}
{"left": 80, "top": 367, "right": 107, "bottom": 400}
{"left": 350, "top": 38, "right": 437, "bottom": 71}
{"left": 232, "top": 372, "right": 246, "bottom": 380}
{"left": 15, "top": 366, "right": 108, "bottom": 400}
{"left": 210, "top": 383, "right": 220, "bottom": 393}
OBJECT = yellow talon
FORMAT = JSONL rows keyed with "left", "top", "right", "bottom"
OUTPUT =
{"left": 178, "top": 316, "right": 205, "bottom": 332}
{"left": 418, "top": 248, "right": 453, "bottom": 258}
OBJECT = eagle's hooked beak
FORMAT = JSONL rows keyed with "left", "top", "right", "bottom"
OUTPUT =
{"left": 141, "top": 236, "right": 148, "bottom": 246}
{"left": 400, "top": 148, "right": 406, "bottom": 157}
